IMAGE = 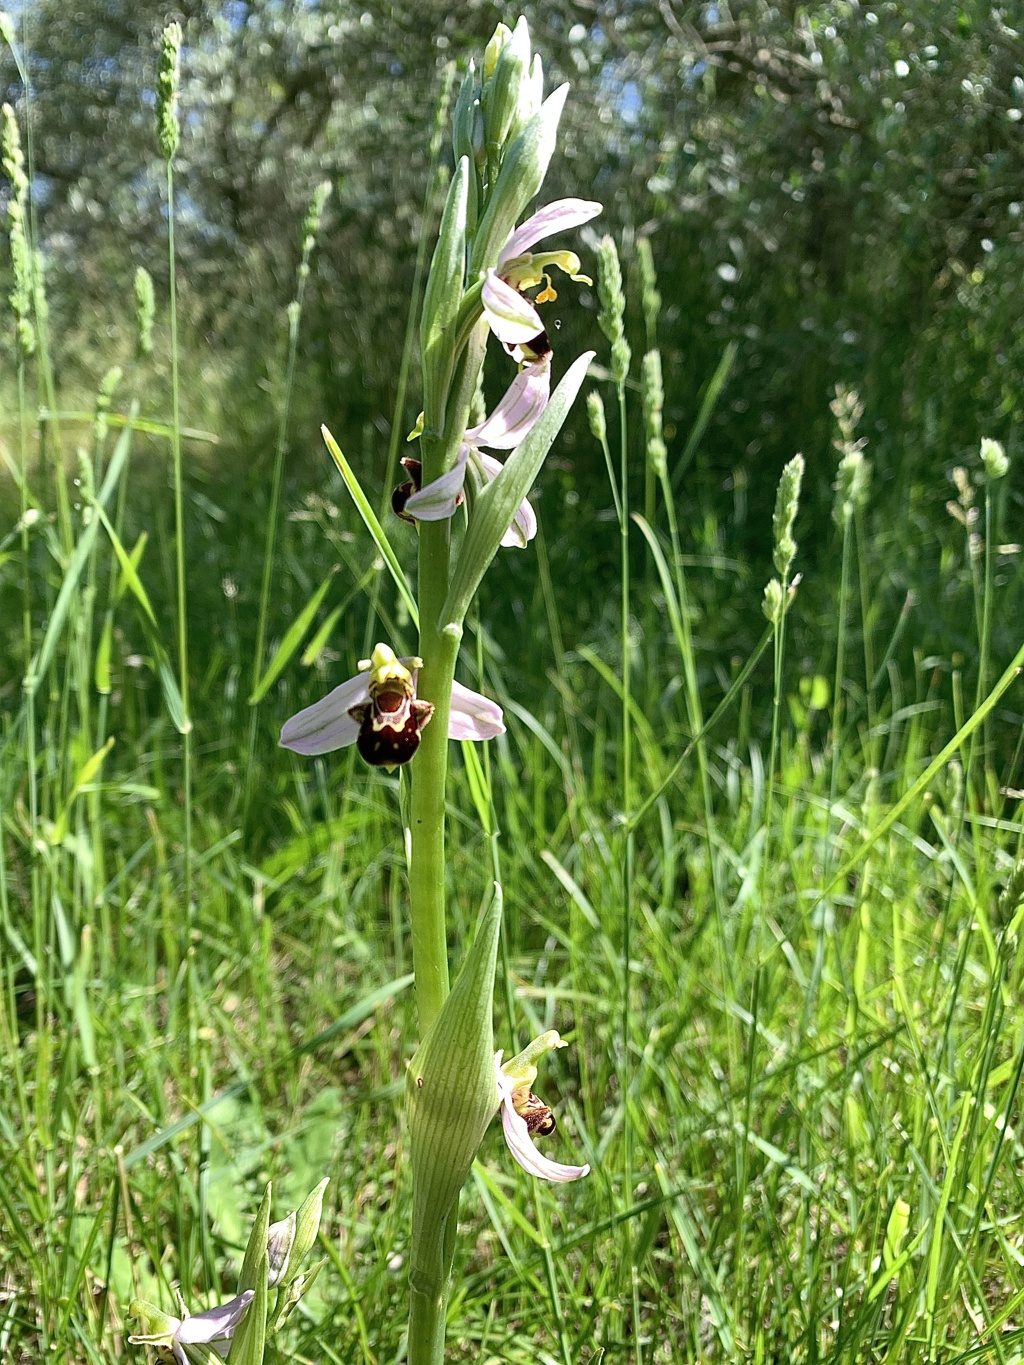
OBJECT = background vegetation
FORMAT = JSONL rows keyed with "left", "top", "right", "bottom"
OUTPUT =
{"left": 3, "top": 2, "right": 1024, "bottom": 1362}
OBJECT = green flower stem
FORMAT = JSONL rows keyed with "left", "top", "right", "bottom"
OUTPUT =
{"left": 409, "top": 1284, "right": 445, "bottom": 1365}
{"left": 409, "top": 472, "right": 458, "bottom": 1034}
{"left": 409, "top": 1213, "right": 457, "bottom": 1365}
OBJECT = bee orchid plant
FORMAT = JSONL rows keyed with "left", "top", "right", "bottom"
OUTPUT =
{"left": 279, "top": 19, "right": 597, "bottom": 1363}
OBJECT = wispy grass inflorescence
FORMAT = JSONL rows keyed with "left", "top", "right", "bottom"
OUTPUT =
{"left": 831, "top": 383, "right": 870, "bottom": 526}
{"left": 585, "top": 388, "right": 606, "bottom": 445}
{"left": 2, "top": 101, "right": 35, "bottom": 357}
{"left": 771, "top": 453, "right": 803, "bottom": 579}
{"left": 636, "top": 235, "right": 661, "bottom": 349}
{"left": 763, "top": 454, "right": 804, "bottom": 624}
{"left": 596, "top": 234, "right": 631, "bottom": 386}
{"left": 133, "top": 266, "right": 154, "bottom": 356}
{"left": 641, "top": 349, "right": 667, "bottom": 480}
{"left": 156, "top": 21, "right": 182, "bottom": 163}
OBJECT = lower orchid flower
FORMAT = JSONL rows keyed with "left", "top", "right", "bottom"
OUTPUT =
{"left": 400, "top": 356, "right": 550, "bottom": 548}
{"left": 128, "top": 1290, "right": 254, "bottom": 1365}
{"left": 494, "top": 1030, "right": 590, "bottom": 1183}
{"left": 279, "top": 642, "right": 504, "bottom": 766}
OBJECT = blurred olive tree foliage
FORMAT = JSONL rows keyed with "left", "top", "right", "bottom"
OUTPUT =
{"left": 4, "top": 0, "right": 1022, "bottom": 520}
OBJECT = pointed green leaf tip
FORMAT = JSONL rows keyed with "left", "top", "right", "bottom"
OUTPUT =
{"left": 407, "top": 886, "right": 503, "bottom": 1294}
{"left": 227, "top": 1183, "right": 271, "bottom": 1365}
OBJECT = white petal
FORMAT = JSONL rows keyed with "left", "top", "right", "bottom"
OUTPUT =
{"left": 449, "top": 680, "right": 505, "bottom": 740}
{"left": 466, "top": 358, "right": 551, "bottom": 450}
{"left": 175, "top": 1292, "right": 254, "bottom": 1346}
{"left": 476, "top": 452, "right": 537, "bottom": 549}
{"left": 404, "top": 447, "right": 469, "bottom": 522}
{"left": 279, "top": 675, "right": 368, "bottom": 755}
{"left": 501, "top": 494, "right": 537, "bottom": 549}
{"left": 498, "top": 197, "right": 603, "bottom": 267}
{"left": 482, "top": 270, "right": 543, "bottom": 345}
{"left": 495, "top": 1068, "right": 589, "bottom": 1183}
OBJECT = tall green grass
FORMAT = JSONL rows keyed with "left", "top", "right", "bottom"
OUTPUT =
{"left": 4, "top": 51, "right": 1024, "bottom": 1365}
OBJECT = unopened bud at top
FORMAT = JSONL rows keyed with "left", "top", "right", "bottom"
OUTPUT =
{"left": 981, "top": 437, "right": 1009, "bottom": 481}
{"left": 483, "top": 16, "right": 530, "bottom": 155}
{"left": 156, "top": 22, "right": 182, "bottom": 162}
{"left": 772, "top": 454, "right": 804, "bottom": 579}
{"left": 483, "top": 22, "right": 512, "bottom": 80}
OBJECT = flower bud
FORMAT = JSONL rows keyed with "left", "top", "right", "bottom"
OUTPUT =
{"left": 266, "top": 1211, "right": 295, "bottom": 1287}
{"left": 518, "top": 53, "right": 544, "bottom": 129}
{"left": 453, "top": 64, "right": 483, "bottom": 168}
{"left": 981, "top": 437, "right": 1009, "bottom": 481}
{"left": 482, "top": 15, "right": 530, "bottom": 156}
{"left": 483, "top": 22, "right": 512, "bottom": 81}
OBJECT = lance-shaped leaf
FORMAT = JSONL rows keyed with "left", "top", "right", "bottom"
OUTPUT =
{"left": 441, "top": 351, "right": 593, "bottom": 629}
{"left": 407, "top": 887, "right": 502, "bottom": 1298}
{"left": 290, "top": 1177, "right": 329, "bottom": 1278}
{"left": 227, "top": 1183, "right": 271, "bottom": 1365}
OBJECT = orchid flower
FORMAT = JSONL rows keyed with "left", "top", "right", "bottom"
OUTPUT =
{"left": 128, "top": 1290, "right": 254, "bottom": 1365}
{"left": 279, "top": 642, "right": 504, "bottom": 765}
{"left": 401, "top": 355, "right": 550, "bottom": 548}
{"left": 494, "top": 1031, "right": 590, "bottom": 1183}
{"left": 482, "top": 197, "right": 602, "bottom": 347}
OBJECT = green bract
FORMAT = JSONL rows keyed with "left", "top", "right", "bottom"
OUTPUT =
{"left": 407, "top": 888, "right": 502, "bottom": 1294}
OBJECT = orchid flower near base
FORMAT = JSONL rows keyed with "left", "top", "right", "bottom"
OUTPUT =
{"left": 128, "top": 1290, "right": 254, "bottom": 1365}
{"left": 495, "top": 1030, "right": 591, "bottom": 1183}
{"left": 279, "top": 643, "right": 504, "bottom": 764}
